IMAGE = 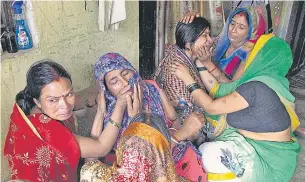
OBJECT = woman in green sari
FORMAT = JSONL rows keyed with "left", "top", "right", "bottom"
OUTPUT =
{"left": 170, "top": 34, "right": 301, "bottom": 181}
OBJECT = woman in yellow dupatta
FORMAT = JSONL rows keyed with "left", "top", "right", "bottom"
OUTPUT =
{"left": 181, "top": 6, "right": 304, "bottom": 138}
{"left": 171, "top": 34, "right": 300, "bottom": 181}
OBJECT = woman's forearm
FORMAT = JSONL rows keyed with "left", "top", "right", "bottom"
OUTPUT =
{"left": 198, "top": 69, "right": 219, "bottom": 92}
{"left": 204, "top": 61, "right": 230, "bottom": 83}
{"left": 90, "top": 111, "right": 105, "bottom": 138}
{"left": 183, "top": 76, "right": 248, "bottom": 115}
{"left": 170, "top": 128, "right": 189, "bottom": 149}
{"left": 77, "top": 103, "right": 125, "bottom": 158}
{"left": 159, "top": 90, "right": 183, "bottom": 129}
{"left": 95, "top": 103, "right": 125, "bottom": 155}
{"left": 183, "top": 78, "right": 215, "bottom": 113}
{"left": 173, "top": 128, "right": 189, "bottom": 141}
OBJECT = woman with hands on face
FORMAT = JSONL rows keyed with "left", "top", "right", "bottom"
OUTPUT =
{"left": 90, "top": 53, "right": 184, "bottom": 150}
{"left": 84, "top": 53, "right": 208, "bottom": 181}
{"left": 180, "top": 8, "right": 266, "bottom": 83}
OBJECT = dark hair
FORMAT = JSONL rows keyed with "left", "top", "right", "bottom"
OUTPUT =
{"left": 175, "top": 17, "right": 211, "bottom": 49}
{"left": 130, "top": 113, "right": 171, "bottom": 144}
{"left": 16, "top": 59, "right": 72, "bottom": 115}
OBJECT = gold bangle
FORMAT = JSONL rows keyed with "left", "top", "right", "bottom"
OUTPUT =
{"left": 109, "top": 118, "right": 122, "bottom": 129}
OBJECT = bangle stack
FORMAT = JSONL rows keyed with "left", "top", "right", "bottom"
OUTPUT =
{"left": 109, "top": 118, "right": 122, "bottom": 129}
{"left": 187, "top": 83, "right": 201, "bottom": 93}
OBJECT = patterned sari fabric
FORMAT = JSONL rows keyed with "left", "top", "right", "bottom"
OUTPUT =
{"left": 201, "top": 34, "right": 301, "bottom": 181}
{"left": 95, "top": 53, "right": 206, "bottom": 181}
{"left": 154, "top": 45, "right": 205, "bottom": 121}
{"left": 94, "top": 53, "right": 167, "bottom": 149}
{"left": 213, "top": 7, "right": 266, "bottom": 79}
{"left": 80, "top": 122, "right": 179, "bottom": 182}
{"left": 200, "top": 128, "right": 300, "bottom": 182}
{"left": 154, "top": 46, "right": 208, "bottom": 181}
{"left": 4, "top": 104, "right": 80, "bottom": 182}
{"left": 154, "top": 45, "right": 217, "bottom": 140}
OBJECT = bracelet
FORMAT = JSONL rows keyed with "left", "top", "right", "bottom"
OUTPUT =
{"left": 197, "top": 66, "right": 208, "bottom": 72}
{"left": 109, "top": 118, "right": 122, "bottom": 129}
{"left": 186, "top": 83, "right": 197, "bottom": 90}
{"left": 171, "top": 117, "right": 178, "bottom": 122}
{"left": 208, "top": 65, "right": 217, "bottom": 73}
{"left": 187, "top": 83, "right": 201, "bottom": 93}
{"left": 169, "top": 128, "right": 178, "bottom": 132}
{"left": 171, "top": 136, "right": 180, "bottom": 144}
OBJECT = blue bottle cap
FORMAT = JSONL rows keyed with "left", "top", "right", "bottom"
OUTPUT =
{"left": 13, "top": 8, "right": 22, "bottom": 14}
{"left": 12, "top": 0, "right": 23, "bottom": 14}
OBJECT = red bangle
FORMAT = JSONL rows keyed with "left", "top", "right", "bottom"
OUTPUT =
{"left": 208, "top": 65, "right": 217, "bottom": 73}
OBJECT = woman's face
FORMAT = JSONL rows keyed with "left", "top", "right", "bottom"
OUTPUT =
{"left": 105, "top": 69, "right": 134, "bottom": 96}
{"left": 228, "top": 13, "right": 249, "bottom": 45}
{"left": 34, "top": 77, "right": 75, "bottom": 121}
{"left": 189, "top": 28, "right": 213, "bottom": 61}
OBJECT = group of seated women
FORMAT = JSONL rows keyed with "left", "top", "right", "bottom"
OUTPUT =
{"left": 4, "top": 7, "right": 302, "bottom": 182}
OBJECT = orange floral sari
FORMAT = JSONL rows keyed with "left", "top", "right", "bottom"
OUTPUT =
{"left": 80, "top": 122, "right": 179, "bottom": 182}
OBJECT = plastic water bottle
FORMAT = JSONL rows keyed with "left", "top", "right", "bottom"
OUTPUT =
{"left": 12, "top": 0, "right": 33, "bottom": 50}
{"left": 3, "top": 27, "right": 18, "bottom": 53}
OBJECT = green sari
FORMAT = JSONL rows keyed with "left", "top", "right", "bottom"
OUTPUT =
{"left": 208, "top": 34, "right": 300, "bottom": 136}
{"left": 201, "top": 34, "right": 301, "bottom": 181}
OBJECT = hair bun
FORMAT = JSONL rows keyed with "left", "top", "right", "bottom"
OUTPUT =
{"left": 16, "top": 86, "right": 35, "bottom": 115}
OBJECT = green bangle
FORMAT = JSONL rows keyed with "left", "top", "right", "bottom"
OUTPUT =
{"left": 197, "top": 66, "right": 208, "bottom": 72}
{"left": 109, "top": 118, "right": 122, "bottom": 129}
